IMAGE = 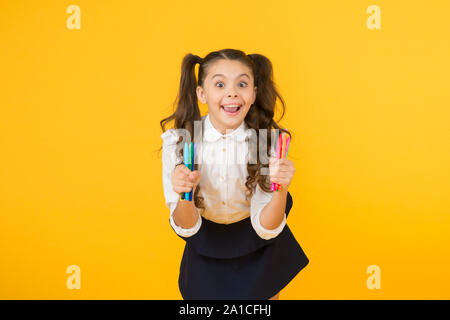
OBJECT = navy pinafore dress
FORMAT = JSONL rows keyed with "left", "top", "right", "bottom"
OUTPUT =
{"left": 170, "top": 191, "right": 309, "bottom": 300}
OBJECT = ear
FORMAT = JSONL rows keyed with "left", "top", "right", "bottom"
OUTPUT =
{"left": 253, "top": 86, "right": 257, "bottom": 104}
{"left": 196, "top": 86, "right": 206, "bottom": 104}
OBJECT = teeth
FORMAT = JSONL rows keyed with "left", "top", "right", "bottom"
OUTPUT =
{"left": 222, "top": 104, "right": 241, "bottom": 108}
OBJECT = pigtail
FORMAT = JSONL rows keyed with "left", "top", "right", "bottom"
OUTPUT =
{"left": 244, "top": 53, "right": 291, "bottom": 195}
{"left": 159, "top": 53, "right": 205, "bottom": 212}
{"left": 160, "top": 53, "right": 203, "bottom": 134}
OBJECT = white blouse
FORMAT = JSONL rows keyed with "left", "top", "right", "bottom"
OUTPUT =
{"left": 161, "top": 114, "right": 286, "bottom": 240}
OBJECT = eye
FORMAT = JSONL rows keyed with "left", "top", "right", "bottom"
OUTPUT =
{"left": 215, "top": 81, "right": 248, "bottom": 88}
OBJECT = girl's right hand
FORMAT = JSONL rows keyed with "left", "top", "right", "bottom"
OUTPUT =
{"left": 171, "top": 164, "right": 201, "bottom": 195}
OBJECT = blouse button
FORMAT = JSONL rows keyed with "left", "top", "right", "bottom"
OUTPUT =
{"left": 222, "top": 201, "right": 225, "bottom": 205}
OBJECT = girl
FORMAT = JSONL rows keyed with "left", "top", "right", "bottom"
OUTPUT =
{"left": 159, "top": 49, "right": 309, "bottom": 300}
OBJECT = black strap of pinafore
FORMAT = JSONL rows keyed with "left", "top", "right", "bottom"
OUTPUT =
{"left": 170, "top": 191, "right": 294, "bottom": 259}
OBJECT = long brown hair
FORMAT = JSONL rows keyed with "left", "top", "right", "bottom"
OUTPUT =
{"left": 159, "top": 48, "right": 290, "bottom": 213}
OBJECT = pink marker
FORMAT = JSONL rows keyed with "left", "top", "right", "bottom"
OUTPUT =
{"left": 271, "top": 133, "right": 283, "bottom": 191}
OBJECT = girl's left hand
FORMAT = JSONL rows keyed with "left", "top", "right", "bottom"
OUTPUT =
{"left": 269, "top": 157, "right": 295, "bottom": 191}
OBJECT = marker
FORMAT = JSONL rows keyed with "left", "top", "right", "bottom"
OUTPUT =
{"left": 189, "top": 142, "right": 194, "bottom": 201}
{"left": 277, "top": 133, "right": 287, "bottom": 191}
{"left": 181, "top": 142, "right": 189, "bottom": 200}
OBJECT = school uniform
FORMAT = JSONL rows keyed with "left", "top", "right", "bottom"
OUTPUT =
{"left": 161, "top": 114, "right": 309, "bottom": 300}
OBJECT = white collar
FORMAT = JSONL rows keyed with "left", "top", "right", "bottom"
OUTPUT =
{"left": 203, "top": 114, "right": 250, "bottom": 142}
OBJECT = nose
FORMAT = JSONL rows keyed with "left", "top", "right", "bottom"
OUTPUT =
{"left": 226, "top": 87, "right": 238, "bottom": 97}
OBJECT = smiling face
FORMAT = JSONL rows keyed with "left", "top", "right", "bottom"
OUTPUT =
{"left": 196, "top": 59, "right": 257, "bottom": 135}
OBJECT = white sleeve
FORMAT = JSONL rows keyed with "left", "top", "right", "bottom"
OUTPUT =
{"left": 249, "top": 139, "right": 286, "bottom": 240}
{"left": 250, "top": 183, "right": 287, "bottom": 240}
{"left": 161, "top": 129, "right": 202, "bottom": 237}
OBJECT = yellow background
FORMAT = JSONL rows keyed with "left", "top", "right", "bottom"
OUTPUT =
{"left": 1, "top": 0, "right": 449, "bottom": 299}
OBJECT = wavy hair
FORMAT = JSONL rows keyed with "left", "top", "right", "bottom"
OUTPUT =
{"left": 159, "top": 48, "right": 290, "bottom": 213}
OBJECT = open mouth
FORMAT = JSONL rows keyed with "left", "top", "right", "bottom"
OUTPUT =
{"left": 221, "top": 104, "right": 242, "bottom": 116}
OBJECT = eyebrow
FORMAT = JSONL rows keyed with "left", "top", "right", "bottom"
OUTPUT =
{"left": 211, "top": 73, "right": 250, "bottom": 80}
